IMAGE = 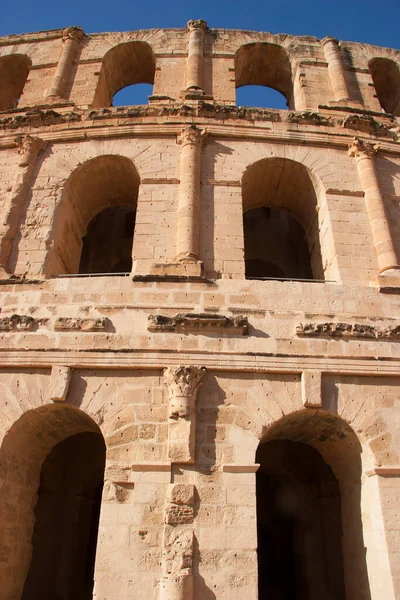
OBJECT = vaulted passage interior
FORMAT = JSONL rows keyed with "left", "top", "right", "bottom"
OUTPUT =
{"left": 46, "top": 155, "right": 139, "bottom": 276}
{"left": 22, "top": 432, "right": 105, "bottom": 600}
{"left": 92, "top": 41, "right": 156, "bottom": 107}
{"left": 0, "top": 54, "right": 32, "bottom": 110}
{"left": 369, "top": 58, "right": 400, "bottom": 116}
{"left": 235, "top": 42, "right": 293, "bottom": 109}
{"left": 0, "top": 404, "right": 106, "bottom": 600}
{"left": 256, "top": 411, "right": 371, "bottom": 600}
{"left": 242, "top": 158, "right": 323, "bottom": 280}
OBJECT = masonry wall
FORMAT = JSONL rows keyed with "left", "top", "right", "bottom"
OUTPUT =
{"left": 1, "top": 21, "right": 400, "bottom": 600}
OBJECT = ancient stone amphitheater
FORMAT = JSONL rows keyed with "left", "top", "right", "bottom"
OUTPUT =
{"left": 0, "top": 19, "right": 400, "bottom": 600}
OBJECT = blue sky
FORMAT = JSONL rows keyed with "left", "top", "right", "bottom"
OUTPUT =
{"left": 2, "top": 0, "right": 400, "bottom": 109}
{"left": 2, "top": 0, "right": 400, "bottom": 47}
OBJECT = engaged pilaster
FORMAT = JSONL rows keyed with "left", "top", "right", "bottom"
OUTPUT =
{"left": 172, "top": 125, "right": 206, "bottom": 275}
{"left": 348, "top": 138, "right": 400, "bottom": 282}
{"left": 0, "top": 135, "right": 47, "bottom": 275}
{"left": 185, "top": 20, "right": 208, "bottom": 97}
{"left": 47, "top": 26, "right": 84, "bottom": 100}
{"left": 322, "top": 37, "right": 350, "bottom": 102}
{"left": 164, "top": 366, "right": 206, "bottom": 464}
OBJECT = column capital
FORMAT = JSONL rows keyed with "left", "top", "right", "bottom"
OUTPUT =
{"left": 177, "top": 125, "right": 207, "bottom": 147}
{"left": 321, "top": 36, "right": 339, "bottom": 47}
{"left": 62, "top": 26, "right": 84, "bottom": 43}
{"left": 186, "top": 19, "right": 208, "bottom": 33}
{"left": 164, "top": 366, "right": 206, "bottom": 404}
{"left": 348, "top": 138, "right": 380, "bottom": 160}
{"left": 15, "top": 135, "right": 47, "bottom": 166}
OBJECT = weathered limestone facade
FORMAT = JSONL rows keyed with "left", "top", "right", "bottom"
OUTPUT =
{"left": 0, "top": 21, "right": 400, "bottom": 600}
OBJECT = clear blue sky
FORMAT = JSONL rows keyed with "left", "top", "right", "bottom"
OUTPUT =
{"left": 2, "top": 0, "right": 400, "bottom": 48}
{"left": 2, "top": 0, "right": 400, "bottom": 109}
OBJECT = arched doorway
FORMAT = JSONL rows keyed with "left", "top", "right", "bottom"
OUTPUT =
{"left": 45, "top": 155, "right": 139, "bottom": 276}
{"left": 235, "top": 42, "right": 294, "bottom": 109}
{"left": 0, "top": 404, "right": 106, "bottom": 600}
{"left": 242, "top": 158, "right": 324, "bottom": 280}
{"left": 256, "top": 411, "right": 371, "bottom": 600}
{"left": 369, "top": 57, "right": 400, "bottom": 116}
{"left": 92, "top": 41, "right": 156, "bottom": 108}
{"left": 0, "top": 54, "right": 32, "bottom": 110}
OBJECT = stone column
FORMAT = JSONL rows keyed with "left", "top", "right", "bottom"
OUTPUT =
{"left": 0, "top": 135, "right": 47, "bottom": 275}
{"left": 47, "top": 26, "right": 84, "bottom": 100}
{"left": 163, "top": 365, "right": 206, "bottom": 464}
{"left": 348, "top": 138, "right": 400, "bottom": 278}
{"left": 185, "top": 20, "right": 208, "bottom": 95}
{"left": 322, "top": 36, "right": 350, "bottom": 102}
{"left": 174, "top": 125, "right": 206, "bottom": 275}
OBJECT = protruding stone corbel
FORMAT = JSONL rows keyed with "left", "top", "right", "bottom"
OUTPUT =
{"left": 348, "top": 138, "right": 400, "bottom": 281}
{"left": 47, "top": 26, "right": 84, "bottom": 99}
{"left": 185, "top": 19, "right": 208, "bottom": 95}
{"left": 301, "top": 371, "right": 322, "bottom": 407}
{"left": 0, "top": 136, "right": 47, "bottom": 275}
{"left": 50, "top": 365, "right": 72, "bottom": 402}
{"left": 164, "top": 366, "right": 206, "bottom": 463}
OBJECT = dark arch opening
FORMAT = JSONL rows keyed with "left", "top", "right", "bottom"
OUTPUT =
{"left": 242, "top": 158, "right": 323, "bottom": 280}
{"left": 243, "top": 207, "right": 313, "bottom": 279}
{"left": 22, "top": 431, "right": 106, "bottom": 600}
{"left": 369, "top": 57, "right": 400, "bottom": 116}
{"left": 46, "top": 155, "right": 139, "bottom": 277}
{"left": 92, "top": 41, "right": 155, "bottom": 108}
{"left": 79, "top": 205, "right": 135, "bottom": 274}
{"left": 256, "top": 411, "right": 371, "bottom": 600}
{"left": 0, "top": 54, "right": 32, "bottom": 110}
{"left": 235, "top": 43, "right": 293, "bottom": 109}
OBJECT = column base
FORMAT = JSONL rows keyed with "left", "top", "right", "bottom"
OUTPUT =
{"left": 378, "top": 267, "right": 400, "bottom": 292}
{"left": 150, "top": 260, "right": 203, "bottom": 278}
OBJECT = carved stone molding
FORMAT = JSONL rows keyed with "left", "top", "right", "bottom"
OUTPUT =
{"left": 54, "top": 317, "right": 108, "bottom": 332}
{"left": 163, "top": 366, "right": 206, "bottom": 464}
{"left": 177, "top": 125, "right": 207, "bottom": 146}
{"left": 341, "top": 114, "right": 389, "bottom": 136}
{"left": 348, "top": 137, "right": 380, "bottom": 159}
{"left": 1, "top": 110, "right": 81, "bottom": 130}
{"left": 287, "top": 111, "right": 333, "bottom": 126}
{"left": 0, "top": 314, "right": 35, "bottom": 331}
{"left": 62, "top": 26, "right": 84, "bottom": 43}
{"left": 296, "top": 322, "right": 400, "bottom": 339}
{"left": 148, "top": 313, "right": 249, "bottom": 335}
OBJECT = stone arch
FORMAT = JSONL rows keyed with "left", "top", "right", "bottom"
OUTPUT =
{"left": 0, "top": 403, "right": 106, "bottom": 600}
{"left": 241, "top": 157, "right": 324, "bottom": 280}
{"left": 235, "top": 42, "right": 294, "bottom": 109}
{"left": 369, "top": 57, "right": 400, "bottom": 116}
{"left": 0, "top": 54, "right": 32, "bottom": 110}
{"left": 92, "top": 41, "right": 156, "bottom": 108}
{"left": 44, "top": 154, "right": 140, "bottom": 276}
{"left": 256, "top": 409, "right": 371, "bottom": 600}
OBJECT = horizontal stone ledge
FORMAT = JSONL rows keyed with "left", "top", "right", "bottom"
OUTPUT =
{"left": 296, "top": 322, "right": 400, "bottom": 340}
{"left": 223, "top": 464, "right": 260, "bottom": 473}
{"left": 54, "top": 317, "right": 108, "bottom": 332}
{"left": 131, "top": 463, "right": 171, "bottom": 472}
{"left": 148, "top": 313, "right": 249, "bottom": 335}
{"left": 366, "top": 467, "right": 400, "bottom": 477}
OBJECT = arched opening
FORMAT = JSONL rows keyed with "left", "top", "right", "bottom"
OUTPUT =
{"left": 45, "top": 155, "right": 139, "bottom": 276}
{"left": 113, "top": 82, "right": 153, "bottom": 106}
{"left": 0, "top": 404, "right": 106, "bottom": 600}
{"left": 235, "top": 43, "right": 293, "bottom": 109}
{"left": 92, "top": 41, "right": 155, "bottom": 108}
{"left": 0, "top": 54, "right": 31, "bottom": 110}
{"left": 369, "top": 57, "right": 400, "bottom": 116}
{"left": 256, "top": 411, "right": 371, "bottom": 600}
{"left": 242, "top": 158, "right": 323, "bottom": 280}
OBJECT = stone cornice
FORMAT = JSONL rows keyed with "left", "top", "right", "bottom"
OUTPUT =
{"left": 0, "top": 349, "right": 400, "bottom": 376}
